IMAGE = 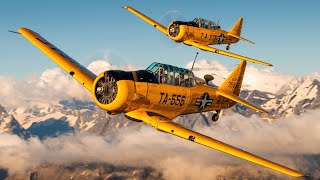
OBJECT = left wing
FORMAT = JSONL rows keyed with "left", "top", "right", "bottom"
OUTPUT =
{"left": 184, "top": 40, "right": 272, "bottom": 66}
{"left": 123, "top": 6, "right": 167, "bottom": 35}
{"left": 18, "top": 28, "right": 96, "bottom": 92}
{"left": 125, "top": 109, "right": 306, "bottom": 177}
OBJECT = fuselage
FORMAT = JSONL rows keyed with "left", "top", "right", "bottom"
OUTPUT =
{"left": 92, "top": 64, "right": 235, "bottom": 120}
{"left": 167, "top": 20, "right": 239, "bottom": 46}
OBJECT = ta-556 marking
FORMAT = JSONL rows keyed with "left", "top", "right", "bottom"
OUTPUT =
{"left": 159, "top": 92, "right": 186, "bottom": 106}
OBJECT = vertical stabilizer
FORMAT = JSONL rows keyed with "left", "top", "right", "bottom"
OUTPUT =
{"left": 229, "top": 17, "right": 243, "bottom": 37}
{"left": 219, "top": 60, "right": 246, "bottom": 96}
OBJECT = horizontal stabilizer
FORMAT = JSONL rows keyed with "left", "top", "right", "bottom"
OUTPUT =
{"left": 217, "top": 89, "right": 267, "bottom": 113}
{"left": 228, "top": 33, "right": 255, "bottom": 44}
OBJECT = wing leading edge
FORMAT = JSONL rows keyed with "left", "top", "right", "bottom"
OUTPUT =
{"left": 183, "top": 40, "right": 272, "bottom": 66}
{"left": 18, "top": 28, "right": 97, "bottom": 92}
{"left": 125, "top": 109, "right": 306, "bottom": 177}
{"left": 123, "top": 6, "right": 167, "bottom": 35}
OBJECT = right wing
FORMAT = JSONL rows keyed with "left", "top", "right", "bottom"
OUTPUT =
{"left": 125, "top": 109, "right": 306, "bottom": 177}
{"left": 123, "top": 6, "right": 168, "bottom": 35}
{"left": 18, "top": 28, "right": 97, "bottom": 92}
{"left": 184, "top": 40, "right": 273, "bottom": 66}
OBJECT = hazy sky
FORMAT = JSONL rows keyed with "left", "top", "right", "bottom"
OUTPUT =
{"left": 1, "top": 0, "right": 319, "bottom": 78}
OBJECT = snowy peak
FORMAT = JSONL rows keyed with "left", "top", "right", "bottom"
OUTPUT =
{"left": 0, "top": 73, "right": 319, "bottom": 138}
{"left": 277, "top": 73, "right": 320, "bottom": 96}
{"left": 305, "top": 72, "right": 320, "bottom": 81}
{"left": 287, "top": 79, "right": 319, "bottom": 106}
{"left": 1, "top": 115, "right": 31, "bottom": 139}
{"left": 0, "top": 105, "right": 8, "bottom": 118}
{"left": 276, "top": 77, "right": 303, "bottom": 95}
{"left": 262, "top": 78, "right": 320, "bottom": 118}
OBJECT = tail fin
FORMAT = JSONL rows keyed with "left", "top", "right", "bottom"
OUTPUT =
{"left": 228, "top": 17, "right": 255, "bottom": 44}
{"left": 229, "top": 17, "right": 243, "bottom": 37}
{"left": 218, "top": 60, "right": 267, "bottom": 113}
{"left": 219, "top": 60, "right": 246, "bottom": 96}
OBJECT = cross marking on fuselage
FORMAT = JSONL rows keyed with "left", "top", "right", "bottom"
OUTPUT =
{"left": 195, "top": 92, "right": 213, "bottom": 111}
{"left": 217, "top": 33, "right": 226, "bottom": 44}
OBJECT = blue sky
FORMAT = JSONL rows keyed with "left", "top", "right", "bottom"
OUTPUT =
{"left": 1, "top": 0, "right": 319, "bottom": 78}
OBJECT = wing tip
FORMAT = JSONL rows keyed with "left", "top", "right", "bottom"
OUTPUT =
{"left": 264, "top": 62, "right": 273, "bottom": 66}
{"left": 122, "top": 6, "right": 130, "bottom": 10}
{"left": 259, "top": 109, "right": 268, "bottom": 114}
{"left": 17, "top": 27, "right": 30, "bottom": 34}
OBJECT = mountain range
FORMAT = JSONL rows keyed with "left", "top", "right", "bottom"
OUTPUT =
{"left": 0, "top": 72, "right": 319, "bottom": 179}
{"left": 0, "top": 73, "right": 319, "bottom": 139}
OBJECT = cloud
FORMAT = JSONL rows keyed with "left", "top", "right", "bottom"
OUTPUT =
{"left": 189, "top": 59, "right": 296, "bottom": 94}
{"left": 0, "top": 58, "right": 311, "bottom": 108}
{"left": 87, "top": 60, "right": 138, "bottom": 75}
{"left": 0, "top": 60, "right": 139, "bottom": 109}
{"left": 0, "top": 111, "right": 319, "bottom": 179}
{"left": 0, "top": 58, "right": 318, "bottom": 177}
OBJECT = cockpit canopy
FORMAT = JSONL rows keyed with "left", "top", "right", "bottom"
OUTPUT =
{"left": 192, "top": 18, "right": 220, "bottom": 29}
{"left": 146, "top": 62, "right": 196, "bottom": 87}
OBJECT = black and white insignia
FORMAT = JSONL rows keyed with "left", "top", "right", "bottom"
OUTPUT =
{"left": 217, "top": 33, "right": 226, "bottom": 44}
{"left": 195, "top": 92, "right": 213, "bottom": 111}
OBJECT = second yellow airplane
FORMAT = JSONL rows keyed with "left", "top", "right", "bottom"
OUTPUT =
{"left": 124, "top": 6, "right": 272, "bottom": 66}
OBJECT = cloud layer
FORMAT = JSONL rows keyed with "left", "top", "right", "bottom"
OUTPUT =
{"left": 0, "top": 111, "right": 319, "bottom": 179}
{"left": 0, "top": 58, "right": 301, "bottom": 109}
{"left": 188, "top": 59, "right": 296, "bottom": 94}
{"left": 0, "top": 59, "right": 138, "bottom": 109}
{"left": 0, "top": 59, "right": 318, "bottom": 178}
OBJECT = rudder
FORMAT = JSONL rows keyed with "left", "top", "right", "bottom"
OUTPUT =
{"left": 219, "top": 60, "right": 246, "bottom": 96}
{"left": 229, "top": 17, "right": 243, "bottom": 37}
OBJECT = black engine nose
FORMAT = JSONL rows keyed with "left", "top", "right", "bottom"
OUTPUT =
{"left": 95, "top": 72, "right": 118, "bottom": 104}
{"left": 168, "top": 23, "right": 180, "bottom": 37}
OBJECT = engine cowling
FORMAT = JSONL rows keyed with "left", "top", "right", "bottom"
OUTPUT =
{"left": 92, "top": 70, "right": 135, "bottom": 114}
{"left": 167, "top": 22, "right": 189, "bottom": 42}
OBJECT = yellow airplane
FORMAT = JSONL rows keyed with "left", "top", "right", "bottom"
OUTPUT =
{"left": 124, "top": 6, "right": 272, "bottom": 66}
{"left": 17, "top": 28, "right": 305, "bottom": 177}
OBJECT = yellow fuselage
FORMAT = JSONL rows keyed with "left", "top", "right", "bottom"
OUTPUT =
{"left": 169, "top": 23, "right": 239, "bottom": 46}
{"left": 93, "top": 76, "right": 234, "bottom": 120}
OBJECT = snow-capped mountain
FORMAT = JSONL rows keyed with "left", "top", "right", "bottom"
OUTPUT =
{"left": 0, "top": 73, "right": 319, "bottom": 180}
{"left": 263, "top": 78, "right": 319, "bottom": 118}
{"left": 276, "top": 72, "right": 320, "bottom": 96}
{"left": 0, "top": 74, "right": 319, "bottom": 138}
{"left": 0, "top": 105, "right": 31, "bottom": 139}
{"left": 238, "top": 77, "right": 320, "bottom": 118}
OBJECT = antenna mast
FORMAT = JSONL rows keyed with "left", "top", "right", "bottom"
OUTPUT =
{"left": 190, "top": 52, "right": 199, "bottom": 72}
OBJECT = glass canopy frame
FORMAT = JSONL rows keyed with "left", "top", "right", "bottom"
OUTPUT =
{"left": 146, "top": 62, "right": 196, "bottom": 87}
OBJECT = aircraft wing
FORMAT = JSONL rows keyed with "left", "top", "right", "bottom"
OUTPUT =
{"left": 125, "top": 109, "right": 306, "bottom": 177}
{"left": 123, "top": 6, "right": 168, "bottom": 35}
{"left": 18, "top": 28, "right": 96, "bottom": 92}
{"left": 183, "top": 40, "right": 272, "bottom": 66}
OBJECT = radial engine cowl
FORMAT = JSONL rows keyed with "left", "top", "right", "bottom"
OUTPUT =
{"left": 167, "top": 22, "right": 188, "bottom": 42}
{"left": 92, "top": 70, "right": 135, "bottom": 114}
